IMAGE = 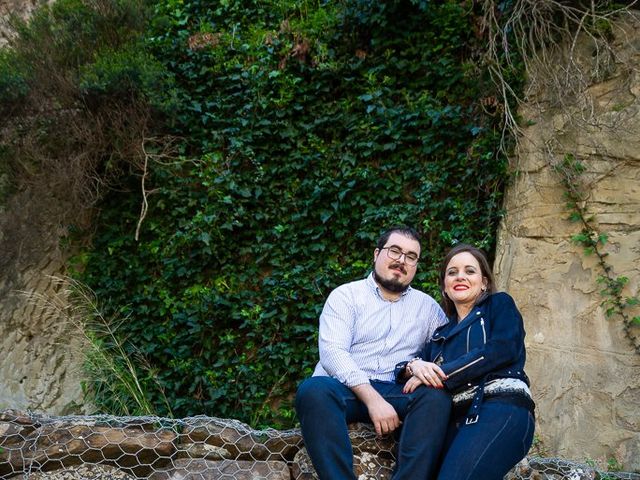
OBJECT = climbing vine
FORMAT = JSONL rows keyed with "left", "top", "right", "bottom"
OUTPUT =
{"left": 553, "top": 154, "right": 640, "bottom": 354}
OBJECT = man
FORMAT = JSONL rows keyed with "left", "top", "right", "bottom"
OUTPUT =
{"left": 295, "top": 226, "right": 451, "bottom": 480}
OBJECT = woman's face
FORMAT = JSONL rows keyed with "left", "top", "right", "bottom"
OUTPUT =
{"left": 443, "top": 251, "right": 487, "bottom": 309}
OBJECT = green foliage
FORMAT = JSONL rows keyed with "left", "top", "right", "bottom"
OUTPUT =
{"left": 0, "top": 50, "right": 28, "bottom": 113}
{"left": 62, "top": 279, "right": 173, "bottom": 417}
{"left": 0, "top": 0, "right": 166, "bottom": 209}
{"left": 606, "top": 456, "right": 623, "bottom": 472}
{"left": 79, "top": 45, "right": 179, "bottom": 112}
{"left": 0, "top": 0, "right": 519, "bottom": 427}
{"left": 72, "top": 0, "right": 513, "bottom": 428}
{"left": 585, "top": 455, "right": 625, "bottom": 478}
{"left": 0, "top": 144, "right": 16, "bottom": 204}
{"left": 4, "top": 0, "right": 149, "bottom": 89}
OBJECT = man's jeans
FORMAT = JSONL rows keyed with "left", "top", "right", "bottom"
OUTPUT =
{"left": 295, "top": 376, "right": 451, "bottom": 480}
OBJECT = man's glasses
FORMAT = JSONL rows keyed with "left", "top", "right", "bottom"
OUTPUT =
{"left": 381, "top": 246, "right": 419, "bottom": 266}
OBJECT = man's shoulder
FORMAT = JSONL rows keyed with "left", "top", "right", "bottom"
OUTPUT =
{"left": 326, "top": 276, "right": 369, "bottom": 299}
{"left": 405, "top": 286, "right": 438, "bottom": 303}
{"left": 330, "top": 276, "right": 369, "bottom": 295}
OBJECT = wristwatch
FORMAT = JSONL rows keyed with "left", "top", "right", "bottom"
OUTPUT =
{"left": 406, "top": 357, "right": 422, "bottom": 375}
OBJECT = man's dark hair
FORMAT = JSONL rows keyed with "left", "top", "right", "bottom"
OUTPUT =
{"left": 376, "top": 226, "right": 421, "bottom": 250}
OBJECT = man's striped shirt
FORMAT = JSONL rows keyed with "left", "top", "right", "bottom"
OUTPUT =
{"left": 312, "top": 272, "right": 447, "bottom": 387}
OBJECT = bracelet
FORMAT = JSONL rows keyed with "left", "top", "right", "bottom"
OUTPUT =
{"left": 406, "top": 357, "right": 421, "bottom": 376}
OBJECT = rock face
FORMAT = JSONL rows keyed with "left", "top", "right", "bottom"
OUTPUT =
{"left": 0, "top": 0, "right": 49, "bottom": 45}
{"left": 0, "top": 186, "right": 89, "bottom": 415}
{"left": 494, "top": 15, "right": 640, "bottom": 471}
{"left": 0, "top": 0, "right": 88, "bottom": 415}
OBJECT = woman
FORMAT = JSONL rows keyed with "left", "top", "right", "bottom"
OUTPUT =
{"left": 399, "top": 243, "right": 535, "bottom": 480}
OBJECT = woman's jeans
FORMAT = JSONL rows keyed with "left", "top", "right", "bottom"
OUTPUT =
{"left": 437, "top": 398, "right": 535, "bottom": 480}
{"left": 295, "top": 376, "right": 451, "bottom": 480}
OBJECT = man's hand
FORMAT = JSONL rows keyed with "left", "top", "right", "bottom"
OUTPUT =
{"left": 351, "top": 384, "right": 401, "bottom": 436}
{"left": 366, "top": 396, "right": 402, "bottom": 436}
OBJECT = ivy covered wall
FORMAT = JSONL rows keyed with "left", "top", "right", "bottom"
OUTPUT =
{"left": 1, "top": 0, "right": 514, "bottom": 427}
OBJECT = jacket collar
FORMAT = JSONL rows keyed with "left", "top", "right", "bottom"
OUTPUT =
{"left": 437, "top": 294, "right": 491, "bottom": 338}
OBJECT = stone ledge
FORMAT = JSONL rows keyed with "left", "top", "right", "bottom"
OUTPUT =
{"left": 1, "top": 410, "right": 638, "bottom": 479}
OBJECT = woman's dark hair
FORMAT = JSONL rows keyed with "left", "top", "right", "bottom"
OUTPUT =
{"left": 438, "top": 243, "right": 495, "bottom": 318}
{"left": 376, "top": 226, "right": 421, "bottom": 250}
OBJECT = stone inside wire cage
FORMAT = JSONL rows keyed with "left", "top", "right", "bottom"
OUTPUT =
{"left": 1, "top": 410, "right": 639, "bottom": 480}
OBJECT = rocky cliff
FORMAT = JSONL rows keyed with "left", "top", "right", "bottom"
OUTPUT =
{"left": 0, "top": 0, "right": 88, "bottom": 415}
{"left": 495, "top": 15, "right": 640, "bottom": 471}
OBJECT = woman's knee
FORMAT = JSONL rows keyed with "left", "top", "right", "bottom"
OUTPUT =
{"left": 412, "top": 385, "right": 452, "bottom": 411}
{"left": 438, "top": 404, "right": 533, "bottom": 480}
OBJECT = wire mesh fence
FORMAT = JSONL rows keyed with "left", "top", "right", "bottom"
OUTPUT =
{"left": 1, "top": 409, "right": 638, "bottom": 479}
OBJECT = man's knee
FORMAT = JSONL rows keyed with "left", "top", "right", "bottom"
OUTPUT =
{"left": 295, "top": 377, "right": 320, "bottom": 411}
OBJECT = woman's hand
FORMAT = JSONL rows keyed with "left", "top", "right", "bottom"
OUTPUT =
{"left": 402, "top": 360, "right": 447, "bottom": 393}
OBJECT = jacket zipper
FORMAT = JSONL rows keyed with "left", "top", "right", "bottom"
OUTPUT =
{"left": 447, "top": 356, "right": 485, "bottom": 377}
{"left": 467, "top": 318, "right": 487, "bottom": 351}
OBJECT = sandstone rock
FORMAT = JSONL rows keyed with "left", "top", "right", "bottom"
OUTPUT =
{"left": 528, "top": 458, "right": 597, "bottom": 480}
{"left": 353, "top": 451, "right": 394, "bottom": 480}
{"left": 0, "top": 413, "right": 176, "bottom": 477}
{"left": 3, "top": 410, "right": 640, "bottom": 480}
{"left": 176, "top": 442, "right": 231, "bottom": 461}
{"left": 178, "top": 417, "right": 301, "bottom": 462}
{"left": 0, "top": 0, "right": 52, "bottom": 46}
{"left": 504, "top": 457, "right": 544, "bottom": 480}
{"left": 148, "top": 459, "right": 290, "bottom": 480}
{"left": 290, "top": 448, "right": 316, "bottom": 480}
{"left": 0, "top": 188, "right": 89, "bottom": 415}
{"left": 347, "top": 423, "right": 396, "bottom": 457}
{"left": 22, "top": 463, "right": 137, "bottom": 480}
{"left": 291, "top": 445, "right": 394, "bottom": 480}
{"left": 495, "top": 14, "right": 640, "bottom": 471}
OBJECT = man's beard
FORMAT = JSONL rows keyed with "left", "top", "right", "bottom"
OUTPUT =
{"left": 373, "top": 268, "right": 410, "bottom": 293}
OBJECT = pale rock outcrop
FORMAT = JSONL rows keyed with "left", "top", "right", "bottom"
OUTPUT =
{"left": 495, "top": 15, "right": 640, "bottom": 471}
{"left": 0, "top": 186, "right": 89, "bottom": 415}
{"left": 0, "top": 0, "right": 49, "bottom": 45}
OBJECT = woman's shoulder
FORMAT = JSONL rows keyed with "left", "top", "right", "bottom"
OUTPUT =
{"left": 482, "top": 291, "right": 518, "bottom": 309}
{"left": 490, "top": 291, "right": 514, "bottom": 302}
